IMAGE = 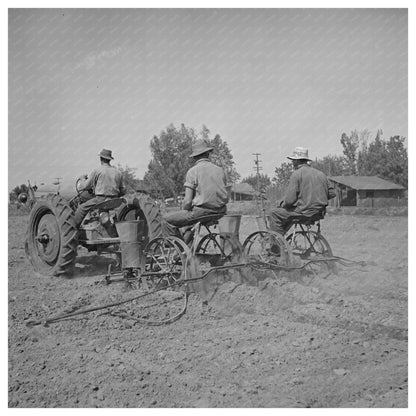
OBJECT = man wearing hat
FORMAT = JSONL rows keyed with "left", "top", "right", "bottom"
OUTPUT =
{"left": 164, "top": 139, "right": 228, "bottom": 231}
{"left": 269, "top": 147, "right": 335, "bottom": 235}
{"left": 73, "top": 149, "right": 126, "bottom": 226}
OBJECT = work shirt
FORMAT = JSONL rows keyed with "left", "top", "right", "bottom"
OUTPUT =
{"left": 82, "top": 164, "right": 125, "bottom": 197}
{"left": 283, "top": 164, "right": 335, "bottom": 216}
{"left": 184, "top": 158, "right": 228, "bottom": 209}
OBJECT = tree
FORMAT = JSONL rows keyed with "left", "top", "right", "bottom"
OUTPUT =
{"left": 202, "top": 126, "right": 240, "bottom": 184}
{"left": 144, "top": 123, "right": 240, "bottom": 198}
{"left": 311, "top": 155, "right": 349, "bottom": 176}
{"left": 273, "top": 162, "right": 293, "bottom": 187}
{"left": 116, "top": 164, "right": 141, "bottom": 193}
{"left": 242, "top": 173, "right": 271, "bottom": 192}
{"left": 340, "top": 130, "right": 360, "bottom": 174}
{"left": 263, "top": 162, "right": 293, "bottom": 204}
{"left": 385, "top": 136, "right": 408, "bottom": 187}
{"left": 144, "top": 123, "right": 196, "bottom": 199}
{"left": 357, "top": 135, "right": 407, "bottom": 187}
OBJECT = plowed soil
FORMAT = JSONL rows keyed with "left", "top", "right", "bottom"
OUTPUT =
{"left": 8, "top": 214, "right": 408, "bottom": 408}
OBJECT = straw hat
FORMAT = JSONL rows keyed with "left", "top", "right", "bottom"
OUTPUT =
{"left": 287, "top": 147, "right": 311, "bottom": 161}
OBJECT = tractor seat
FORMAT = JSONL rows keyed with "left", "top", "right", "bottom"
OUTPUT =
{"left": 92, "top": 197, "right": 126, "bottom": 211}
{"left": 292, "top": 210, "right": 325, "bottom": 226}
{"left": 196, "top": 213, "right": 225, "bottom": 227}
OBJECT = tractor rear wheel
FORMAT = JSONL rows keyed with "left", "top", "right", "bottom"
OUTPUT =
{"left": 25, "top": 195, "right": 78, "bottom": 276}
{"left": 117, "top": 193, "right": 176, "bottom": 242}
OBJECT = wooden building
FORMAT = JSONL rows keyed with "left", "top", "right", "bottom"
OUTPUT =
{"left": 229, "top": 183, "right": 256, "bottom": 202}
{"left": 328, "top": 176, "right": 406, "bottom": 208}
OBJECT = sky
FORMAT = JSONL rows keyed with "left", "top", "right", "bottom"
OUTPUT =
{"left": 8, "top": 8, "right": 408, "bottom": 190}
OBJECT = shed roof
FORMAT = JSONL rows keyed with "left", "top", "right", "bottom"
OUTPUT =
{"left": 329, "top": 176, "right": 405, "bottom": 190}
{"left": 231, "top": 183, "right": 256, "bottom": 195}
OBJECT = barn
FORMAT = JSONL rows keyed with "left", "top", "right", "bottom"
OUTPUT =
{"left": 328, "top": 176, "right": 406, "bottom": 208}
{"left": 229, "top": 183, "right": 256, "bottom": 202}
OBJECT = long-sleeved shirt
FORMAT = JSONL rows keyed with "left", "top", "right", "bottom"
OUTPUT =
{"left": 283, "top": 164, "right": 335, "bottom": 216}
{"left": 81, "top": 164, "right": 125, "bottom": 197}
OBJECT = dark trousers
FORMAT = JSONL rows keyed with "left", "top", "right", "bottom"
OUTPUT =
{"left": 268, "top": 207, "right": 310, "bottom": 235}
{"left": 164, "top": 205, "right": 226, "bottom": 228}
{"left": 73, "top": 195, "right": 108, "bottom": 227}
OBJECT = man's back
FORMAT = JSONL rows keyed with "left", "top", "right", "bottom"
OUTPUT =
{"left": 284, "top": 164, "right": 334, "bottom": 215}
{"left": 92, "top": 165, "right": 124, "bottom": 196}
{"left": 185, "top": 159, "right": 228, "bottom": 209}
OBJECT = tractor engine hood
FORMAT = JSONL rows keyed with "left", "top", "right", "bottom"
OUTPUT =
{"left": 34, "top": 179, "right": 77, "bottom": 200}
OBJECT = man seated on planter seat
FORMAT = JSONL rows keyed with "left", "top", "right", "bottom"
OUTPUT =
{"left": 164, "top": 139, "right": 228, "bottom": 235}
{"left": 269, "top": 147, "right": 336, "bottom": 235}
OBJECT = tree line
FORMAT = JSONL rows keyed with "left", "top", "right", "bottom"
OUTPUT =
{"left": 137, "top": 125, "right": 407, "bottom": 202}
{"left": 9, "top": 125, "right": 407, "bottom": 203}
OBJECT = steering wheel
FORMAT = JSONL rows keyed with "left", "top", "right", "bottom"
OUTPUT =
{"left": 69, "top": 175, "right": 92, "bottom": 206}
{"left": 75, "top": 177, "right": 83, "bottom": 195}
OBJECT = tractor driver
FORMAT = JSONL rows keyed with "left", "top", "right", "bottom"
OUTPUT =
{"left": 73, "top": 148, "right": 126, "bottom": 227}
{"left": 164, "top": 139, "right": 229, "bottom": 233}
{"left": 268, "top": 146, "right": 336, "bottom": 235}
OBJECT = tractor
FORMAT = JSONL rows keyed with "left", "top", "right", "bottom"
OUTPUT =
{"left": 23, "top": 178, "right": 174, "bottom": 276}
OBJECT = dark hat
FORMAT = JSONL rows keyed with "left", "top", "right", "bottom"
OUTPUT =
{"left": 190, "top": 139, "right": 214, "bottom": 158}
{"left": 287, "top": 147, "right": 312, "bottom": 161}
{"left": 99, "top": 148, "right": 114, "bottom": 160}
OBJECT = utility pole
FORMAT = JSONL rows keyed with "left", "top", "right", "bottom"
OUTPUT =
{"left": 253, "top": 153, "right": 262, "bottom": 192}
{"left": 252, "top": 153, "right": 265, "bottom": 219}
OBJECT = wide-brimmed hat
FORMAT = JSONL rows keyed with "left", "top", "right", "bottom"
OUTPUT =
{"left": 287, "top": 147, "right": 311, "bottom": 161}
{"left": 190, "top": 139, "right": 214, "bottom": 158}
{"left": 99, "top": 148, "right": 114, "bottom": 160}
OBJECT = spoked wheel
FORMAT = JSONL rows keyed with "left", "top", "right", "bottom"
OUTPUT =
{"left": 143, "top": 236, "right": 190, "bottom": 291}
{"left": 194, "top": 233, "right": 245, "bottom": 272}
{"left": 286, "top": 230, "right": 336, "bottom": 278}
{"left": 188, "top": 233, "right": 246, "bottom": 301}
{"left": 131, "top": 236, "right": 191, "bottom": 324}
{"left": 25, "top": 195, "right": 78, "bottom": 276}
{"left": 243, "top": 230, "right": 293, "bottom": 269}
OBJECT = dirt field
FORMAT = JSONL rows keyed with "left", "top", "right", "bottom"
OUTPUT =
{"left": 8, "top": 213, "right": 408, "bottom": 408}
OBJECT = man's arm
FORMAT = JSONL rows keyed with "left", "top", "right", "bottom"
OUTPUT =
{"left": 183, "top": 167, "right": 197, "bottom": 211}
{"left": 78, "top": 170, "right": 96, "bottom": 192}
{"left": 282, "top": 173, "right": 299, "bottom": 208}
{"left": 183, "top": 186, "right": 195, "bottom": 211}
{"left": 223, "top": 171, "right": 230, "bottom": 204}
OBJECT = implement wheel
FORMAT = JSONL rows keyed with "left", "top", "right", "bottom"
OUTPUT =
{"left": 286, "top": 230, "right": 336, "bottom": 276}
{"left": 243, "top": 230, "right": 293, "bottom": 269}
{"left": 25, "top": 195, "right": 78, "bottom": 276}
{"left": 195, "top": 233, "right": 245, "bottom": 270}
{"left": 143, "top": 236, "right": 191, "bottom": 291}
